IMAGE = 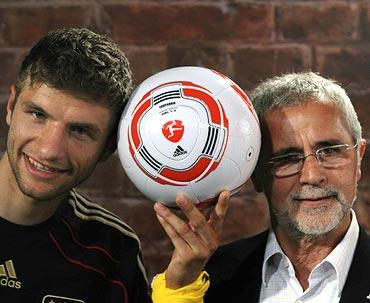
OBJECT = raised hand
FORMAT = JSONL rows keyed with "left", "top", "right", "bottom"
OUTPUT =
{"left": 154, "top": 191, "right": 230, "bottom": 289}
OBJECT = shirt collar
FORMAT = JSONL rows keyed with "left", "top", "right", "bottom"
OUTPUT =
{"left": 262, "top": 209, "right": 359, "bottom": 293}
{"left": 262, "top": 229, "right": 285, "bottom": 287}
{"left": 319, "top": 209, "right": 359, "bottom": 296}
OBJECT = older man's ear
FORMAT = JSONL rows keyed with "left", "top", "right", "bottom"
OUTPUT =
{"left": 251, "top": 167, "right": 264, "bottom": 193}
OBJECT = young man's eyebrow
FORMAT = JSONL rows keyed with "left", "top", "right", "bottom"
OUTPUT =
{"left": 21, "top": 100, "right": 46, "bottom": 113}
{"left": 22, "top": 100, "right": 102, "bottom": 138}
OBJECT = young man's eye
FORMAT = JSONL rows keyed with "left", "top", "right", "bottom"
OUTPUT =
{"left": 72, "top": 127, "right": 89, "bottom": 136}
{"left": 71, "top": 127, "right": 94, "bottom": 140}
{"left": 31, "top": 111, "right": 46, "bottom": 120}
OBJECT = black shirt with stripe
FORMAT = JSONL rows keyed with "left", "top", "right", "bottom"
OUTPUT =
{"left": 0, "top": 190, "right": 151, "bottom": 303}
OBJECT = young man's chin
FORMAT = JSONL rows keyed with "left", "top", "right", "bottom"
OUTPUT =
{"left": 18, "top": 184, "right": 70, "bottom": 202}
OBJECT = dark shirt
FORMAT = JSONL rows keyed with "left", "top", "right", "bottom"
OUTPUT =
{"left": 0, "top": 190, "right": 150, "bottom": 303}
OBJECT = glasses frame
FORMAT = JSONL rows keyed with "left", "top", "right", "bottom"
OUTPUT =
{"left": 265, "top": 141, "right": 359, "bottom": 177}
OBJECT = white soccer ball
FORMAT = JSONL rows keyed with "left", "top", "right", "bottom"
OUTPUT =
{"left": 117, "top": 66, "right": 261, "bottom": 207}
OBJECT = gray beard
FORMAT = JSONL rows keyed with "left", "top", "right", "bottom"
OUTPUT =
{"left": 270, "top": 185, "right": 353, "bottom": 241}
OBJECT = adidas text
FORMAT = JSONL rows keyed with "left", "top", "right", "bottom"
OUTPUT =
{"left": 0, "top": 276, "right": 21, "bottom": 289}
{"left": 0, "top": 260, "right": 22, "bottom": 289}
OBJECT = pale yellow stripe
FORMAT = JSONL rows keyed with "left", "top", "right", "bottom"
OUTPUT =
{"left": 68, "top": 190, "right": 149, "bottom": 285}
{"left": 0, "top": 264, "right": 6, "bottom": 276}
{"left": 5, "top": 260, "right": 16, "bottom": 278}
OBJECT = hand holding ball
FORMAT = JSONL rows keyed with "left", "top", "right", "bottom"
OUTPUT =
{"left": 117, "top": 67, "right": 261, "bottom": 207}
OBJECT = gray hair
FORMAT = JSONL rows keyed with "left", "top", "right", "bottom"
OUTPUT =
{"left": 251, "top": 72, "right": 362, "bottom": 141}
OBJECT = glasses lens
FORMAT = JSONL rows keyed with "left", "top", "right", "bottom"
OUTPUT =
{"left": 318, "top": 145, "right": 353, "bottom": 168}
{"left": 268, "top": 143, "right": 357, "bottom": 177}
{"left": 272, "top": 155, "right": 303, "bottom": 177}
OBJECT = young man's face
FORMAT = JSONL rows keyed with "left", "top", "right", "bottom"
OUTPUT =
{"left": 257, "top": 102, "right": 366, "bottom": 237}
{"left": 5, "top": 82, "right": 114, "bottom": 201}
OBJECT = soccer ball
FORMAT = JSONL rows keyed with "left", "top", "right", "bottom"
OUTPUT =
{"left": 117, "top": 66, "right": 261, "bottom": 207}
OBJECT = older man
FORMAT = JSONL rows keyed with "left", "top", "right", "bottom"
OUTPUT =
{"left": 153, "top": 72, "right": 368, "bottom": 303}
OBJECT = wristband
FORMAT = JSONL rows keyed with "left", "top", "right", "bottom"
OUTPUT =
{"left": 151, "top": 271, "right": 210, "bottom": 303}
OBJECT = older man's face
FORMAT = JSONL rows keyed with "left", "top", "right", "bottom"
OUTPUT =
{"left": 258, "top": 101, "right": 366, "bottom": 237}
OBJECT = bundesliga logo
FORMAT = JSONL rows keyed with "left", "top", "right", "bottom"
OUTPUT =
{"left": 162, "top": 120, "right": 185, "bottom": 143}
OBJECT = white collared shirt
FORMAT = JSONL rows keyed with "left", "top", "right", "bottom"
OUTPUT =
{"left": 259, "top": 210, "right": 359, "bottom": 303}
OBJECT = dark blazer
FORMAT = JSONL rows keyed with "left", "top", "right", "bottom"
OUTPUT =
{"left": 205, "top": 227, "right": 370, "bottom": 303}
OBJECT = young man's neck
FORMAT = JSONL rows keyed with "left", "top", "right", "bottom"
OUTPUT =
{"left": 0, "top": 153, "right": 67, "bottom": 226}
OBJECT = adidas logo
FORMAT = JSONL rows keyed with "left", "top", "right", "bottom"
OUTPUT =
{"left": 173, "top": 145, "right": 187, "bottom": 157}
{"left": 0, "top": 260, "right": 21, "bottom": 289}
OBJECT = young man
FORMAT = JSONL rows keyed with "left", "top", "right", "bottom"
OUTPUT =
{"left": 153, "top": 72, "right": 368, "bottom": 303}
{"left": 0, "top": 27, "right": 151, "bottom": 303}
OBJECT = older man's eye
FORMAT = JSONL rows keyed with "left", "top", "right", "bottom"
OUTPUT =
{"left": 319, "top": 146, "right": 344, "bottom": 156}
{"left": 271, "top": 154, "right": 302, "bottom": 168}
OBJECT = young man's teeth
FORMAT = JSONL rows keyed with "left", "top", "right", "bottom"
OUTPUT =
{"left": 28, "top": 157, "right": 56, "bottom": 172}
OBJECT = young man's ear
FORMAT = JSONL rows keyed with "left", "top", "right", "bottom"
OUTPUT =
{"left": 99, "top": 134, "right": 117, "bottom": 162}
{"left": 6, "top": 85, "right": 16, "bottom": 126}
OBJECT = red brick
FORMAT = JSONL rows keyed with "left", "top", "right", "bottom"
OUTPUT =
{"left": 0, "top": 6, "right": 88, "bottom": 47}
{"left": 166, "top": 42, "right": 230, "bottom": 73}
{"left": 360, "top": 2, "right": 370, "bottom": 40}
{"left": 230, "top": 3, "right": 274, "bottom": 42}
{"left": 124, "top": 47, "right": 167, "bottom": 85}
{"left": 77, "top": 153, "right": 147, "bottom": 199}
{"left": 105, "top": 3, "right": 274, "bottom": 45}
{"left": 232, "top": 45, "right": 312, "bottom": 90}
{"left": 350, "top": 93, "right": 370, "bottom": 193}
{"left": 104, "top": 3, "right": 230, "bottom": 45}
{"left": 0, "top": 50, "right": 24, "bottom": 94}
{"left": 353, "top": 190, "right": 370, "bottom": 233}
{"left": 221, "top": 193, "right": 270, "bottom": 243}
{"left": 315, "top": 46, "right": 370, "bottom": 92}
{"left": 360, "top": 151, "right": 370, "bottom": 192}
{"left": 351, "top": 93, "right": 370, "bottom": 143}
{"left": 276, "top": 3, "right": 360, "bottom": 42}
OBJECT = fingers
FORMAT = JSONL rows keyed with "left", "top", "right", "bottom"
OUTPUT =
{"left": 209, "top": 190, "right": 230, "bottom": 232}
{"left": 177, "top": 194, "right": 225, "bottom": 251}
{"left": 154, "top": 191, "right": 230, "bottom": 253}
{"left": 154, "top": 192, "right": 231, "bottom": 289}
{"left": 176, "top": 195, "right": 209, "bottom": 236}
{"left": 154, "top": 202, "right": 206, "bottom": 254}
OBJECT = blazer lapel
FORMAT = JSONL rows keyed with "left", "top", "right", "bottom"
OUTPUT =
{"left": 205, "top": 231, "right": 268, "bottom": 303}
{"left": 340, "top": 228, "right": 370, "bottom": 303}
{"left": 231, "top": 244, "right": 265, "bottom": 303}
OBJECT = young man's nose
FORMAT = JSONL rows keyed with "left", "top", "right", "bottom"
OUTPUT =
{"left": 37, "top": 125, "right": 67, "bottom": 161}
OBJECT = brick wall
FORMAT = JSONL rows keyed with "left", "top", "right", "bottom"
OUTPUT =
{"left": 0, "top": 0, "right": 369, "bottom": 280}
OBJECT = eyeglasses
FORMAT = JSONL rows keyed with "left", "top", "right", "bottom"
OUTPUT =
{"left": 265, "top": 142, "right": 359, "bottom": 177}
